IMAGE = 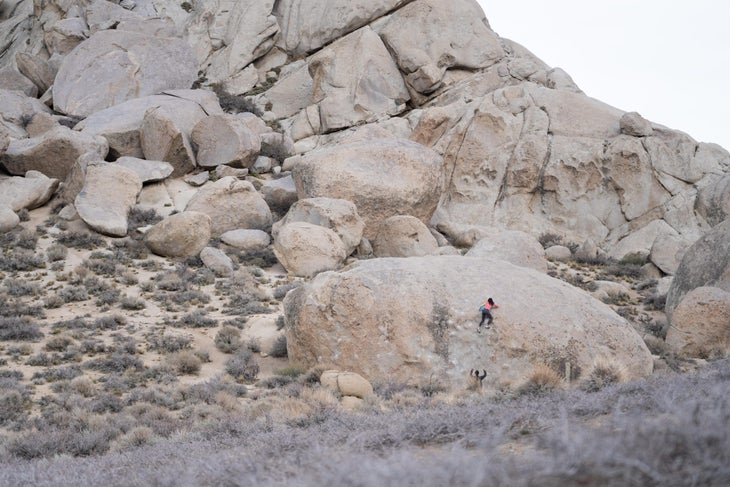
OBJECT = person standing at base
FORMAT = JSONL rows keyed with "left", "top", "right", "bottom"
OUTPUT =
{"left": 478, "top": 297, "right": 498, "bottom": 332}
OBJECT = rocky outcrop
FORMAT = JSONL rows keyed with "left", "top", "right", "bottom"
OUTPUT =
{"left": 53, "top": 30, "right": 197, "bottom": 117}
{"left": 185, "top": 176, "right": 273, "bottom": 236}
{"left": 75, "top": 163, "right": 142, "bottom": 237}
{"left": 466, "top": 230, "right": 547, "bottom": 273}
{"left": 291, "top": 136, "right": 443, "bottom": 238}
{"left": 666, "top": 218, "right": 730, "bottom": 321}
{"left": 272, "top": 197, "right": 365, "bottom": 255}
{"left": 372, "top": 215, "right": 438, "bottom": 257}
{"left": 666, "top": 286, "right": 730, "bottom": 358}
{"left": 284, "top": 255, "right": 653, "bottom": 388}
{"left": 144, "top": 211, "right": 212, "bottom": 258}
{"left": 273, "top": 221, "right": 347, "bottom": 277}
{"left": 0, "top": 126, "right": 108, "bottom": 180}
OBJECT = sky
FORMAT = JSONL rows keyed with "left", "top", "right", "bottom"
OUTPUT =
{"left": 476, "top": 0, "right": 730, "bottom": 150}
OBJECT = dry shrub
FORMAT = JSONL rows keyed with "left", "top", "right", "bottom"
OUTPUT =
{"left": 168, "top": 351, "right": 202, "bottom": 375}
{"left": 214, "top": 391, "right": 241, "bottom": 413}
{"left": 214, "top": 326, "right": 241, "bottom": 353}
{"left": 581, "top": 358, "right": 627, "bottom": 392}
{"left": 225, "top": 349, "right": 259, "bottom": 382}
{"left": 516, "top": 363, "right": 563, "bottom": 397}
{"left": 110, "top": 426, "right": 156, "bottom": 453}
{"left": 269, "top": 334, "right": 288, "bottom": 358}
{"left": 45, "top": 335, "right": 75, "bottom": 352}
{"left": 69, "top": 376, "right": 97, "bottom": 397}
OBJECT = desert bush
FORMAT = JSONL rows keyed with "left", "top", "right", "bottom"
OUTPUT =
{"left": 0, "top": 294, "right": 44, "bottom": 317}
{"left": 0, "top": 390, "right": 28, "bottom": 425}
{"left": 604, "top": 261, "right": 643, "bottom": 279}
{"left": 13, "top": 229, "right": 38, "bottom": 249}
{"left": 84, "top": 353, "right": 144, "bottom": 373}
{"left": 95, "top": 288, "right": 121, "bottom": 307}
{"left": 0, "top": 248, "right": 45, "bottom": 271}
{"left": 538, "top": 232, "right": 566, "bottom": 249}
{"left": 26, "top": 352, "right": 58, "bottom": 367}
{"left": 110, "top": 426, "right": 156, "bottom": 452}
{"left": 46, "top": 243, "right": 68, "bottom": 262}
{"left": 0, "top": 317, "right": 43, "bottom": 341}
{"left": 246, "top": 337, "right": 261, "bottom": 353}
{"left": 69, "top": 376, "right": 97, "bottom": 397}
{"left": 59, "top": 285, "right": 89, "bottom": 303}
{"left": 169, "top": 290, "right": 210, "bottom": 306}
{"left": 515, "top": 364, "right": 563, "bottom": 397}
{"left": 31, "top": 365, "right": 83, "bottom": 382}
{"left": 92, "top": 314, "right": 127, "bottom": 330}
{"left": 275, "top": 314, "right": 286, "bottom": 330}
{"left": 55, "top": 231, "right": 105, "bottom": 250}
{"left": 168, "top": 351, "right": 202, "bottom": 375}
{"left": 148, "top": 332, "right": 193, "bottom": 354}
{"left": 225, "top": 349, "right": 259, "bottom": 382}
{"left": 600, "top": 290, "right": 632, "bottom": 306}
{"left": 83, "top": 255, "right": 118, "bottom": 277}
{"left": 120, "top": 295, "right": 145, "bottom": 310}
{"left": 89, "top": 393, "right": 124, "bottom": 414}
{"left": 211, "top": 83, "right": 262, "bottom": 115}
{"left": 45, "top": 335, "right": 75, "bottom": 352}
{"left": 127, "top": 207, "right": 163, "bottom": 232}
{"left": 7, "top": 426, "right": 118, "bottom": 459}
{"left": 3, "top": 277, "right": 40, "bottom": 297}
{"left": 644, "top": 293, "right": 667, "bottom": 312}
{"left": 214, "top": 326, "right": 242, "bottom": 353}
{"left": 269, "top": 335, "right": 288, "bottom": 358}
{"left": 177, "top": 310, "right": 217, "bottom": 328}
{"left": 155, "top": 271, "right": 185, "bottom": 292}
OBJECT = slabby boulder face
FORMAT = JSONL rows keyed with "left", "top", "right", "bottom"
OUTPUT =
{"left": 292, "top": 137, "right": 443, "bottom": 238}
{"left": 284, "top": 256, "right": 653, "bottom": 389}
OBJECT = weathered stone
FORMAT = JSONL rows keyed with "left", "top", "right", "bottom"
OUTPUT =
{"left": 140, "top": 104, "right": 200, "bottom": 177}
{"left": 466, "top": 230, "right": 547, "bottom": 273}
{"left": 75, "top": 163, "right": 142, "bottom": 237}
{"left": 0, "top": 89, "right": 53, "bottom": 139}
{"left": 273, "top": 221, "right": 347, "bottom": 277}
{"left": 666, "top": 286, "right": 730, "bottom": 358}
{"left": 320, "top": 370, "right": 373, "bottom": 398}
{"left": 220, "top": 229, "right": 271, "bottom": 252}
{"left": 0, "top": 126, "right": 108, "bottom": 180}
{"left": 45, "top": 17, "right": 89, "bottom": 56}
{"left": 0, "top": 205, "right": 19, "bottom": 233}
{"left": 53, "top": 30, "right": 197, "bottom": 117}
{"left": 649, "top": 232, "right": 692, "bottom": 276}
{"left": 292, "top": 137, "right": 442, "bottom": 239}
{"left": 184, "top": 171, "right": 210, "bottom": 187}
{"left": 185, "top": 176, "right": 273, "bottom": 236}
{"left": 261, "top": 175, "right": 298, "bottom": 214}
{"left": 373, "top": 215, "right": 438, "bottom": 258}
{"left": 200, "top": 246, "right": 234, "bottom": 277}
{"left": 545, "top": 245, "right": 572, "bottom": 262}
{"left": 620, "top": 111, "right": 653, "bottom": 137}
{"left": 272, "top": 197, "right": 364, "bottom": 255}
{"left": 284, "top": 256, "right": 653, "bottom": 388}
{"left": 214, "top": 165, "right": 248, "bottom": 179}
{"left": 696, "top": 173, "right": 730, "bottom": 227}
{"left": 144, "top": 211, "right": 212, "bottom": 258}
{"left": 0, "top": 172, "right": 59, "bottom": 211}
{"left": 77, "top": 90, "right": 223, "bottom": 159}
{"left": 191, "top": 114, "right": 261, "bottom": 168}
{"left": 116, "top": 156, "right": 174, "bottom": 183}
{"left": 666, "top": 218, "right": 730, "bottom": 320}
{"left": 0, "top": 65, "right": 37, "bottom": 97}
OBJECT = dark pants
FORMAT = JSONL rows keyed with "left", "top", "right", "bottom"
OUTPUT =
{"left": 479, "top": 309, "right": 493, "bottom": 327}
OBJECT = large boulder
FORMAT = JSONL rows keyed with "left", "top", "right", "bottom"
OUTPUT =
{"left": 320, "top": 370, "right": 373, "bottom": 399}
{"left": 466, "top": 230, "right": 547, "bottom": 273}
{"left": 273, "top": 221, "right": 347, "bottom": 277}
{"left": 0, "top": 172, "right": 59, "bottom": 212}
{"left": 272, "top": 197, "right": 365, "bottom": 255}
{"left": 144, "top": 211, "right": 212, "bottom": 258}
{"left": 372, "top": 215, "right": 439, "bottom": 258}
{"left": 185, "top": 176, "right": 273, "bottom": 236}
{"left": 291, "top": 137, "right": 443, "bottom": 239}
{"left": 140, "top": 104, "right": 201, "bottom": 177}
{"left": 77, "top": 90, "right": 223, "bottom": 160}
{"left": 665, "top": 218, "right": 730, "bottom": 321}
{"left": 666, "top": 286, "right": 730, "bottom": 358}
{"left": 53, "top": 30, "right": 197, "bottom": 117}
{"left": 0, "top": 126, "right": 108, "bottom": 180}
{"left": 75, "top": 163, "right": 142, "bottom": 237}
{"left": 191, "top": 114, "right": 261, "bottom": 169}
{"left": 284, "top": 255, "right": 653, "bottom": 388}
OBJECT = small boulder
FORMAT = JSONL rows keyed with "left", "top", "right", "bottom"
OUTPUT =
{"left": 220, "top": 229, "right": 271, "bottom": 252}
{"left": 649, "top": 232, "right": 692, "bottom": 276}
{"left": 666, "top": 286, "right": 730, "bottom": 358}
{"left": 619, "top": 112, "right": 653, "bottom": 137}
{"left": 185, "top": 176, "right": 273, "bottom": 236}
{"left": 144, "top": 211, "right": 212, "bottom": 258}
{"left": 372, "top": 215, "right": 439, "bottom": 257}
{"left": 140, "top": 105, "right": 198, "bottom": 177}
{"left": 200, "top": 247, "right": 234, "bottom": 277}
{"left": 320, "top": 370, "right": 374, "bottom": 399}
{"left": 261, "top": 175, "right": 298, "bottom": 214}
{"left": 466, "top": 230, "right": 547, "bottom": 273}
{"left": 116, "top": 156, "right": 174, "bottom": 183}
{"left": 0, "top": 206, "right": 19, "bottom": 233}
{"left": 0, "top": 172, "right": 59, "bottom": 211}
{"left": 75, "top": 163, "right": 142, "bottom": 237}
{"left": 191, "top": 114, "right": 261, "bottom": 169}
{"left": 545, "top": 245, "right": 572, "bottom": 262}
{"left": 273, "top": 222, "right": 347, "bottom": 277}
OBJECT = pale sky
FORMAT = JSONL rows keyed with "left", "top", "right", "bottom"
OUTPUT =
{"left": 477, "top": 0, "right": 730, "bottom": 151}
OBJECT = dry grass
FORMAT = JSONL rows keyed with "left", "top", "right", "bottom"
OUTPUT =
{"left": 515, "top": 363, "right": 563, "bottom": 397}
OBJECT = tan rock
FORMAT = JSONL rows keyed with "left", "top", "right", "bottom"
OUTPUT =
{"left": 273, "top": 222, "right": 347, "bottom": 277}
{"left": 372, "top": 215, "right": 438, "bottom": 258}
{"left": 144, "top": 211, "right": 212, "bottom": 258}
{"left": 320, "top": 370, "right": 373, "bottom": 398}
{"left": 220, "top": 229, "right": 271, "bottom": 252}
{"left": 140, "top": 105, "right": 198, "bottom": 178}
{"left": 466, "top": 230, "right": 547, "bottom": 273}
{"left": 191, "top": 114, "right": 261, "bottom": 169}
{"left": 666, "top": 286, "right": 730, "bottom": 358}
{"left": 0, "top": 172, "right": 59, "bottom": 212}
{"left": 200, "top": 247, "right": 234, "bottom": 277}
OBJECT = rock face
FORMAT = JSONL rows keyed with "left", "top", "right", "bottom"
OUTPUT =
{"left": 284, "top": 256, "right": 653, "bottom": 388}
{"left": 665, "top": 219, "right": 730, "bottom": 321}
{"left": 274, "top": 222, "right": 347, "bottom": 277}
{"left": 292, "top": 137, "right": 443, "bottom": 238}
{"left": 666, "top": 286, "right": 730, "bottom": 358}
{"left": 74, "top": 163, "right": 142, "bottom": 237}
{"left": 372, "top": 215, "right": 439, "bottom": 257}
{"left": 185, "top": 176, "right": 273, "bottom": 236}
{"left": 144, "top": 211, "right": 212, "bottom": 258}
{"left": 53, "top": 30, "right": 197, "bottom": 117}
{"left": 272, "top": 197, "right": 365, "bottom": 255}
{"left": 465, "top": 230, "right": 547, "bottom": 273}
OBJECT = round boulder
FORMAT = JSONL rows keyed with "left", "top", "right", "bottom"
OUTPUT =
{"left": 220, "top": 229, "right": 271, "bottom": 252}
{"left": 144, "top": 211, "right": 211, "bottom": 258}
{"left": 666, "top": 286, "right": 730, "bottom": 358}
{"left": 273, "top": 222, "right": 347, "bottom": 277}
{"left": 320, "top": 370, "right": 374, "bottom": 399}
{"left": 372, "top": 215, "right": 438, "bottom": 257}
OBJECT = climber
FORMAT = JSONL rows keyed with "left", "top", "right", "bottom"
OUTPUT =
{"left": 477, "top": 297, "right": 498, "bottom": 332}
